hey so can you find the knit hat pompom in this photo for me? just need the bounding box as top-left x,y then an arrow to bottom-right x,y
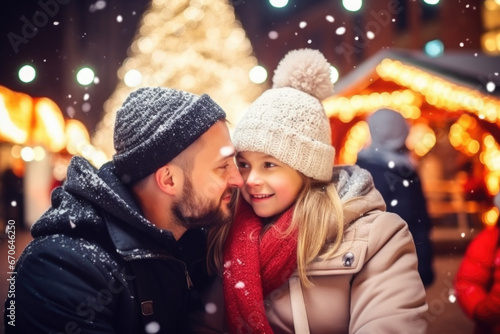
233,48 -> 335,182
272,48 -> 334,101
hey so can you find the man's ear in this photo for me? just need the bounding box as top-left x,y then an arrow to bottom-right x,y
155,165 -> 178,195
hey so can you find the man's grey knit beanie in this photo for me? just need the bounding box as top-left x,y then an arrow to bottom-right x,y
113,87 -> 226,184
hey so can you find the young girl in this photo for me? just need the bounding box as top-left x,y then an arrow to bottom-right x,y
213,48 -> 428,334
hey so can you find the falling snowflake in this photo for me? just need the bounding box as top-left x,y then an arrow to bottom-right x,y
66,106 -> 75,118
145,321 -> 160,334
235,281 -> 245,289
89,0 -> 106,12
82,102 -> 91,112
390,199 -> 398,207
388,161 -> 395,168
336,26 -> 346,35
326,15 -> 334,23
268,31 -> 279,39
205,302 -> 217,314
486,81 -> 496,93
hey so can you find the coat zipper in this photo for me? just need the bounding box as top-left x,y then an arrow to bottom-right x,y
185,269 -> 193,289
124,252 -> 194,289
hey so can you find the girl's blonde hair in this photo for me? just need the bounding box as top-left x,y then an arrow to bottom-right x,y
208,177 -> 345,288
287,177 -> 344,286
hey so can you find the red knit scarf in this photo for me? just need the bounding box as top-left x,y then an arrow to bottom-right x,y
223,200 -> 298,333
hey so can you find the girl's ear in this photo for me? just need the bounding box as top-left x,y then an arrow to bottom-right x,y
155,165 -> 177,195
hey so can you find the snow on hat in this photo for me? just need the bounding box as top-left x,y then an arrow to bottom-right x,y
367,108 -> 409,151
233,48 -> 335,182
113,87 -> 226,184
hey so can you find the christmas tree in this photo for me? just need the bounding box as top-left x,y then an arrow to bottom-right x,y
92,0 -> 264,157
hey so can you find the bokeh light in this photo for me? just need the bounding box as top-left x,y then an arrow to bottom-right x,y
269,0 -> 288,8
342,0 -> 362,12
249,65 -> 268,84
76,67 -> 95,86
18,65 -> 36,83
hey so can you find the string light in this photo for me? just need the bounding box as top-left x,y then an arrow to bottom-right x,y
324,89 -> 422,122
339,121 -> 369,164
481,134 -> 500,195
375,59 -> 500,122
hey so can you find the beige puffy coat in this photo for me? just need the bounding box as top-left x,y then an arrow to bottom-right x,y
195,166 -> 428,333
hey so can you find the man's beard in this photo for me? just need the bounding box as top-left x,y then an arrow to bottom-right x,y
172,174 -> 235,229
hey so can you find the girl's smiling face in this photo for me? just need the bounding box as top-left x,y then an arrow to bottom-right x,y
236,151 -> 304,218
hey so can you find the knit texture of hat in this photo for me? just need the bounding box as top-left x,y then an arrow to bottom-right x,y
113,87 -> 226,184
233,48 -> 335,181
368,108 -> 409,151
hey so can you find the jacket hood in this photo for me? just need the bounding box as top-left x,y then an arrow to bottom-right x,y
31,156 -> 176,255
332,165 -> 386,225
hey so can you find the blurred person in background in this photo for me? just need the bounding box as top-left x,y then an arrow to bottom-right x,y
455,192 -> 500,334
356,108 -> 435,287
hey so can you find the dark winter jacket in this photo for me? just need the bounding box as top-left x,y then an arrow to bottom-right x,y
455,225 -> 500,334
4,156 -> 212,334
356,151 -> 435,287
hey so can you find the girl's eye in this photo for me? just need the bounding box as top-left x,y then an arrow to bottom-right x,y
264,162 -> 276,168
237,161 -> 249,168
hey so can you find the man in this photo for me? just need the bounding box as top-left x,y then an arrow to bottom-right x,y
4,87 -> 243,333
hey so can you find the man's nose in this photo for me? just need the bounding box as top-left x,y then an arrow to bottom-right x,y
228,163 -> 244,188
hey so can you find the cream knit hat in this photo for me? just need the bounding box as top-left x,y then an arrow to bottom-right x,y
233,48 -> 335,181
